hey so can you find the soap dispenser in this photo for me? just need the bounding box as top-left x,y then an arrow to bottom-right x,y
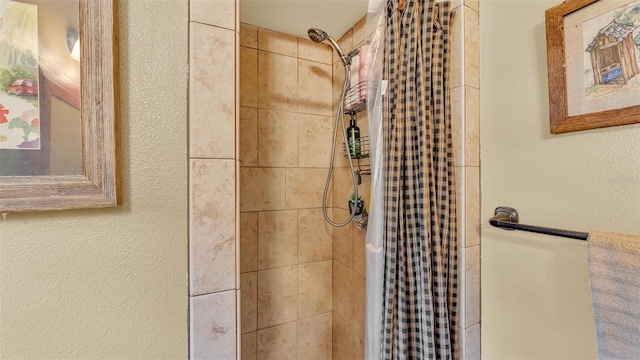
347,112 -> 361,157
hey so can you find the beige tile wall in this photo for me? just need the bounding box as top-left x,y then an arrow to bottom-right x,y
239,24 -> 335,360
188,0 -> 240,359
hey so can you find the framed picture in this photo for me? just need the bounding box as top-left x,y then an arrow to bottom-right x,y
0,0 -> 119,212
546,0 -> 640,133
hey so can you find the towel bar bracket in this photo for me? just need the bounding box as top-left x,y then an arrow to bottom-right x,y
492,207 -> 519,226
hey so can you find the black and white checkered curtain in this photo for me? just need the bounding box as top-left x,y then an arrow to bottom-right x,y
381,0 -> 459,358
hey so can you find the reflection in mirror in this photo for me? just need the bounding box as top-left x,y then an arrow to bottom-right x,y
50,96 -> 82,174
0,0 -> 82,176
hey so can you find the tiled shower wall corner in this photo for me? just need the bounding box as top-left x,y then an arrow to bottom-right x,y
330,16 -> 370,360
238,24 -> 336,360
188,0 -> 240,359
450,1 -> 481,359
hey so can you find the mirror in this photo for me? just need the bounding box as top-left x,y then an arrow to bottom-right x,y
0,0 -> 119,212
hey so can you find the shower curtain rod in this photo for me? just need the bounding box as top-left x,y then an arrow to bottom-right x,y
489,206 -> 589,241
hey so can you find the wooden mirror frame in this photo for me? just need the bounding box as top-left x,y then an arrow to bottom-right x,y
0,0 -> 120,212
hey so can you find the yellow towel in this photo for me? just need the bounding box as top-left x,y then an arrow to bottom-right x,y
588,230 -> 640,359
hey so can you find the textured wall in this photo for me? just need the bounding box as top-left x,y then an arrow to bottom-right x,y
481,0 -> 640,358
0,0 -> 189,358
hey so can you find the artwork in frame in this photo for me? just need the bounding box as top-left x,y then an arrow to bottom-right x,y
546,0 -> 640,133
0,1 -> 41,150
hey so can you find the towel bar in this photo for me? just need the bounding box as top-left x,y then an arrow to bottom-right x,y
489,206 -> 588,240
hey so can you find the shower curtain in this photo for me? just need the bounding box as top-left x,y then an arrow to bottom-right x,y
365,0 -> 458,358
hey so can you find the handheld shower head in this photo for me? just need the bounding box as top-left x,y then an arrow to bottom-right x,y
307,28 -> 350,65
306,28 -> 361,227
307,28 -> 329,44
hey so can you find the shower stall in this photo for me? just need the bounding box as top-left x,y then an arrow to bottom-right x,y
238,20 -> 371,359
237,2 -> 481,359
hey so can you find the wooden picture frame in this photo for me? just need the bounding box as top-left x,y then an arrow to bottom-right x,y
0,0 -> 120,212
545,0 -> 640,133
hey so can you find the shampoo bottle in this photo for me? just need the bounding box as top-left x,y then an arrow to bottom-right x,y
347,113 -> 361,157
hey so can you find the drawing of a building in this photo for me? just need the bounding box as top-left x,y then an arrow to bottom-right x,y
586,20 -> 640,85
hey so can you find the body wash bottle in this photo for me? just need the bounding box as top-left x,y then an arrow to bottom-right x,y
347,112 -> 361,157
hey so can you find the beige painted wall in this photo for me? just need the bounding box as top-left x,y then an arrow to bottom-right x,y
481,0 -> 640,358
0,0 -> 189,358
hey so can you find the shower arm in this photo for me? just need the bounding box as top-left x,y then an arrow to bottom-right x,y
327,37 -> 360,66
341,48 -> 361,66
